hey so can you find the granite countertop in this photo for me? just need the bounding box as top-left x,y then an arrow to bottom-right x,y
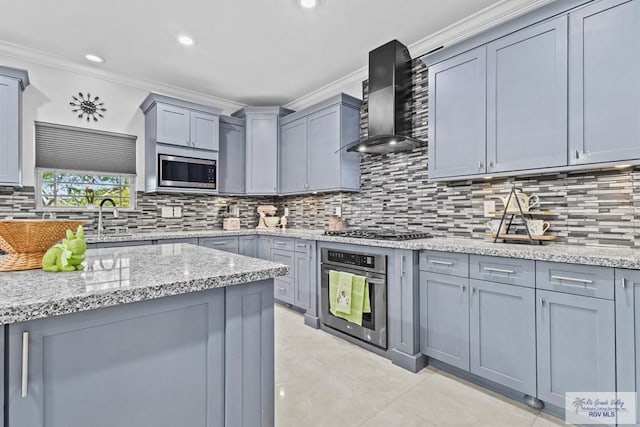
0,243 -> 289,325
88,228 -> 640,269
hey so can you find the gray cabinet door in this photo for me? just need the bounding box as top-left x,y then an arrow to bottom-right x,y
307,105 -> 341,191
246,114 -> 279,194
469,279 -> 536,396
239,235 -> 259,258
271,248 -> 295,304
536,289 -> 615,408
420,272 -> 470,371
615,269 -> 640,425
0,76 -> 20,185
7,289 -> 225,427
156,103 -> 191,147
280,117 -> 308,194
569,0 -> 640,165
190,111 -> 219,151
293,242 -> 315,312
199,236 -> 240,254
225,280 -> 274,427
428,47 -> 487,179
219,120 -> 246,194
258,236 -> 272,260
486,16 -> 568,173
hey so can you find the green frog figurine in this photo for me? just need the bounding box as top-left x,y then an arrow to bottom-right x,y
42,225 -> 87,272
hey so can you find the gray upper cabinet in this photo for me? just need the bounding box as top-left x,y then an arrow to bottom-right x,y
279,94 -> 361,195
190,110 -> 219,151
569,0 -> 640,165
280,117 -> 308,193
427,47 -> 487,179
486,16 -> 568,173
536,289 -> 615,408
233,107 -> 292,195
615,269 -> 640,425
420,271 -> 470,371
469,279 -> 536,396
7,289 -> 226,427
219,116 -> 246,194
140,93 -> 222,152
0,67 -> 29,186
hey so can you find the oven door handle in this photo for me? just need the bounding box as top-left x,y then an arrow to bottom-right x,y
320,266 -> 385,286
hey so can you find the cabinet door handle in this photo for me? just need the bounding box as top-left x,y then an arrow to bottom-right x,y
575,149 -> 580,159
471,286 -> 476,294
430,260 -> 453,266
489,161 -> 494,168
622,277 -> 627,289
21,331 -> 29,398
461,285 -> 466,293
478,161 -> 483,170
483,267 -> 515,274
539,297 -> 544,307
551,275 -> 593,284
400,255 -> 405,277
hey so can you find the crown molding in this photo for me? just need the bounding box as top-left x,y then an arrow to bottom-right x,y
285,0 -> 555,111
0,40 -> 246,114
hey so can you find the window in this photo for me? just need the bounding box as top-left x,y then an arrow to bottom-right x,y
34,121 -> 138,209
38,169 -> 135,208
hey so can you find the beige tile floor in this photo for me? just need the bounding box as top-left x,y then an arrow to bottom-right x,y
274,305 -> 567,427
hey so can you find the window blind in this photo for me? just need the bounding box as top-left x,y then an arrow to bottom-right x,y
35,121 -> 137,174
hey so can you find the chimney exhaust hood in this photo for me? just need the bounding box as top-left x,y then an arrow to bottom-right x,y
345,40 -> 424,154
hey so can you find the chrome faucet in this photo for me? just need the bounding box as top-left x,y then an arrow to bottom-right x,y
98,198 -> 118,238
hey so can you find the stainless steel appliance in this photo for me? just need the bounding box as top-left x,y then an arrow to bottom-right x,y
158,154 -> 216,189
323,230 -> 433,241
320,248 -> 388,349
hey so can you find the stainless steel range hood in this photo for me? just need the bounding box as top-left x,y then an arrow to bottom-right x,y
345,40 -> 424,154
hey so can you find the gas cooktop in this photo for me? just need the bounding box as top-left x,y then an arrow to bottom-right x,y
323,229 -> 433,241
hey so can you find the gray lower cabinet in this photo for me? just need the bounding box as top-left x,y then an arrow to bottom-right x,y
427,47 -> 487,179
420,271 -> 470,371
293,240 -> 315,312
218,116 -> 246,194
271,247 -> 295,304
1,326 -> 4,424
615,269 -> 640,425
199,236 -> 240,254
536,289 -> 615,408
239,235 -> 259,258
486,15 -> 568,173
569,0 -> 640,165
95,240 -> 153,248
258,236 -> 272,260
469,279 -> 536,396
155,238 -> 199,245
7,289 -> 226,427
225,280 -> 274,427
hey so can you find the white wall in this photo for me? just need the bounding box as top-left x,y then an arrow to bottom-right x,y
0,54 -> 240,188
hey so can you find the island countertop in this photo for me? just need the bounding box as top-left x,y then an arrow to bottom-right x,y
0,243 -> 289,325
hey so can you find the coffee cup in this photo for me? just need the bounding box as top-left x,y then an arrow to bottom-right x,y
487,219 -> 508,235
527,219 -> 550,236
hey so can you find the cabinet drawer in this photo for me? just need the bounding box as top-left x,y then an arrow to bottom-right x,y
419,251 -> 469,277
536,262 -> 614,300
470,255 -> 534,288
274,279 -> 294,304
198,236 -> 239,254
271,237 -> 295,251
156,238 -> 199,245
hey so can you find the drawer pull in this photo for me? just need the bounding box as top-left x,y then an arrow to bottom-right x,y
622,278 -> 627,289
483,267 -> 515,274
274,241 -> 287,246
430,260 -> 454,266
551,275 -> 593,284
277,287 -> 286,292
539,297 -> 544,307
21,331 -> 29,398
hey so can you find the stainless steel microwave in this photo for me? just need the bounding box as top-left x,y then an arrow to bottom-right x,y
158,154 -> 217,189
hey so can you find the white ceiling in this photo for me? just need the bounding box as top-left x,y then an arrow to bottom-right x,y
1,0 -> 519,106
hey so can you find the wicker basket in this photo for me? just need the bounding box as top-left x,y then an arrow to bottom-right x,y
0,219 -> 86,272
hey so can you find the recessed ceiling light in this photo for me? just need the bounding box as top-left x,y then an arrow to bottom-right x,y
85,54 -> 104,63
300,0 -> 316,8
178,35 -> 195,46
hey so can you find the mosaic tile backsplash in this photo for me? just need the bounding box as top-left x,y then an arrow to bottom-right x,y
2,57 -> 639,247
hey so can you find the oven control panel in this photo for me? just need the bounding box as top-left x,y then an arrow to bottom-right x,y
327,250 -> 375,269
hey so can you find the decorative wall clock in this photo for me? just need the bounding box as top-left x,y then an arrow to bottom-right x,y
69,92 -> 107,122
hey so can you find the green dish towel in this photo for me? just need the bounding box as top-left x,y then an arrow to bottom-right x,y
335,271 -> 353,314
329,270 -> 371,326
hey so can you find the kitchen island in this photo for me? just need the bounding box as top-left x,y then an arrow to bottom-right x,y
0,243 -> 288,427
